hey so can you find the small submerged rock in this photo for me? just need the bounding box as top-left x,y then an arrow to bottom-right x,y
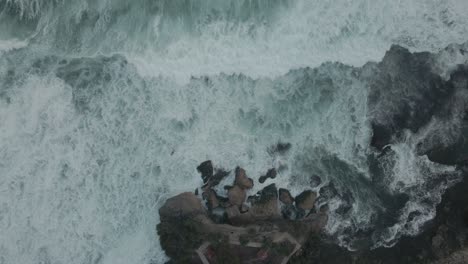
310,174 -> 322,187
268,142 -> 292,155
259,168 -> 277,183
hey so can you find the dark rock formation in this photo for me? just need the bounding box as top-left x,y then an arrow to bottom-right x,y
157,192 -> 208,263
197,160 -> 213,183
295,190 -> 317,211
290,168 -> 468,264
367,45 -> 453,150
279,188 -> 294,205
211,169 -> 230,187
159,192 -> 207,222
310,175 -> 322,187
259,168 -> 278,184
248,183 -> 278,205
234,167 -> 253,189
268,142 -> 292,155
417,66 -> 468,166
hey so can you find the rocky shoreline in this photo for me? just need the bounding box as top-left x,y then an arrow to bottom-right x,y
157,161 -> 328,263
287,165 -> 468,264
156,43 -> 468,263
157,164 -> 468,264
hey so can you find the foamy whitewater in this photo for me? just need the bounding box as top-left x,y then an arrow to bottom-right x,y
1,0 -> 468,263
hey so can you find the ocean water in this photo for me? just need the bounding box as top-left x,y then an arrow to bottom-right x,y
1,1 -> 468,263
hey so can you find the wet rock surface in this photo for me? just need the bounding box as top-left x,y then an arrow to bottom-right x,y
289,168 -> 468,264
295,190 -> 317,211
234,167 -> 253,189
279,188 -> 294,205
197,160 -> 213,183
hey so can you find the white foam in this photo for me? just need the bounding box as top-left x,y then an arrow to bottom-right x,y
1,0 -> 468,263
0,39 -> 28,53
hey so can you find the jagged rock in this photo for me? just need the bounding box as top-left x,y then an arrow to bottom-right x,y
197,160 -> 213,183
211,169 -> 230,186
259,168 -> 277,183
249,184 -> 280,218
279,188 -> 294,205
310,175 -> 322,187
295,190 -> 317,210
159,192 -> 206,221
317,182 -> 339,204
228,185 -> 246,206
234,167 -> 253,189
249,184 -> 278,204
268,142 -> 292,155
367,45 -> 454,150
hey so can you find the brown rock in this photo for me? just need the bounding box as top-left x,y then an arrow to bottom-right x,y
159,192 -> 206,221
228,185 -> 247,206
295,190 -> 317,210
203,189 -> 220,210
226,205 -> 241,219
249,184 -> 280,218
234,167 -> 254,189
279,188 -> 294,205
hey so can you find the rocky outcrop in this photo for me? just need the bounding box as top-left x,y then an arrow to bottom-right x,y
295,190 -> 317,211
234,167 -> 253,189
159,192 -> 207,221
157,161 -> 328,263
279,188 -> 294,205
227,185 -> 246,206
197,160 -> 214,183
366,43 -> 468,169
367,45 -> 452,150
